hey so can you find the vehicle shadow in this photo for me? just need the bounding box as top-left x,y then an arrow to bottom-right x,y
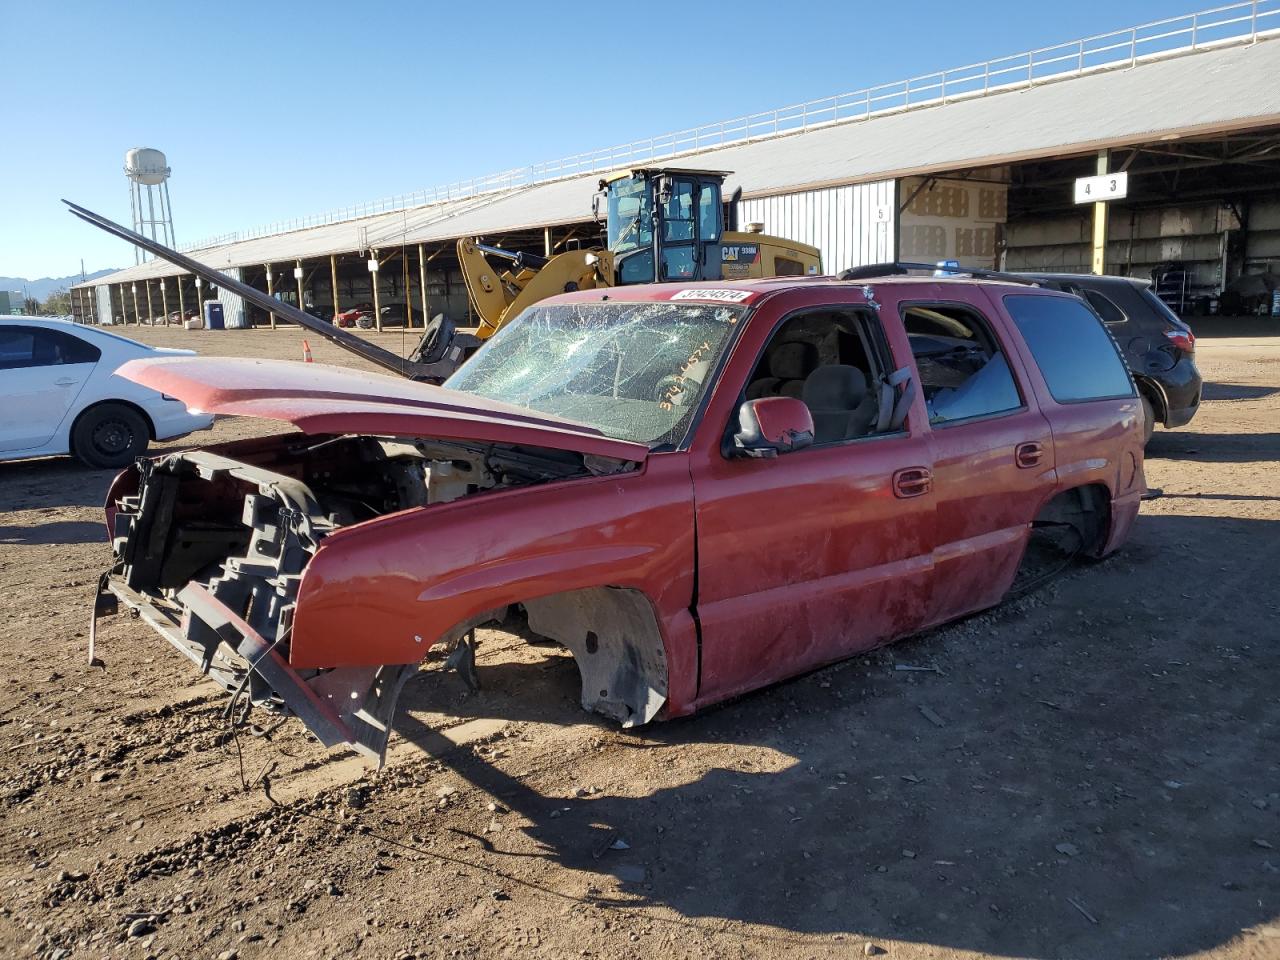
1188,316 -> 1280,339
0,520 -> 105,545
0,457 -> 114,510
1201,381 -> 1280,402
390,511 -> 1280,959
1147,430 -> 1280,463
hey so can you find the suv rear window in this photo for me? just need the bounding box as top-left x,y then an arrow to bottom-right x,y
1082,289 -> 1125,325
1003,295 -> 1134,403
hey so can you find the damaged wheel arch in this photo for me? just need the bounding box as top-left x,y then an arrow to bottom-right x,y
517,586 -> 669,727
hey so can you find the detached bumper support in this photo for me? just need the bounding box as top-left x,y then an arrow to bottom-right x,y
94,577 -> 414,765
176,583 -> 359,751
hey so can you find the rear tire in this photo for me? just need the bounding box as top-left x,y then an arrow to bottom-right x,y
72,403 -> 149,469
1141,395 -> 1156,445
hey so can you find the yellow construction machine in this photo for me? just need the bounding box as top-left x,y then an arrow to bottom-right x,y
457,167 -> 821,340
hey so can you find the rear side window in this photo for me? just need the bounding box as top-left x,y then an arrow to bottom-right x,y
1004,295 -> 1134,402
1083,289 -> 1125,325
901,303 -> 1022,425
0,327 -> 101,369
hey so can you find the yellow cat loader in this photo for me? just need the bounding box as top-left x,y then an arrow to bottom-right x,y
457,167 -> 821,341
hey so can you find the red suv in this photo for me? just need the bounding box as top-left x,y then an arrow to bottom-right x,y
96,272 -> 1146,763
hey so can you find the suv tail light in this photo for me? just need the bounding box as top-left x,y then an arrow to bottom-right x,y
1164,328 -> 1195,355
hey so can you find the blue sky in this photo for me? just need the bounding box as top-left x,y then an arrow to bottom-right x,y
3,0 -> 1183,279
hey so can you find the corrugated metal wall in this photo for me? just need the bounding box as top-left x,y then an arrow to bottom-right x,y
737,181 -> 896,274
95,285 -> 114,324
212,268 -> 247,329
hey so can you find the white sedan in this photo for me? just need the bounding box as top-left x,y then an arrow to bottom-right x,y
0,317 -> 214,469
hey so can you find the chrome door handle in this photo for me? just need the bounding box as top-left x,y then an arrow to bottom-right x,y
893,466 -> 933,499
1015,441 -> 1044,469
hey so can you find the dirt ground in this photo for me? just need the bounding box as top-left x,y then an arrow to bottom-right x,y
1,321 -> 1277,960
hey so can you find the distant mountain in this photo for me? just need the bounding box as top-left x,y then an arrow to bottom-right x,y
0,269 -> 120,302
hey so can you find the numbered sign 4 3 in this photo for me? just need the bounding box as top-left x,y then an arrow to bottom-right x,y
1074,172 -> 1128,204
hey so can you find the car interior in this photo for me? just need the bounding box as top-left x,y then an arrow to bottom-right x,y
744,311 -> 885,444
901,305 -> 1021,424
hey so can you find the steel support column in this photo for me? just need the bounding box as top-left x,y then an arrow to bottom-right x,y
161,278 -> 169,325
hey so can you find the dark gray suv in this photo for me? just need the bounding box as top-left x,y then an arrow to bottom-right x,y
1017,273 -> 1201,442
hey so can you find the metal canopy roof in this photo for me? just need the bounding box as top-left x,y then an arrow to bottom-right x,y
78,35 -> 1280,289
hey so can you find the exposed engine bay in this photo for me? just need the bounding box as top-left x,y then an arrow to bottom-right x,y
96,433 -> 632,762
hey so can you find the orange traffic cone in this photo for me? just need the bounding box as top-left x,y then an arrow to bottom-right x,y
302,339 -> 313,363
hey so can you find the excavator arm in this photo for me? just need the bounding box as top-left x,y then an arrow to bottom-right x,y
456,238 -> 613,339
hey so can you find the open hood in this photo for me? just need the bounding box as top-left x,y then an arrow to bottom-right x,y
118,356 -> 649,463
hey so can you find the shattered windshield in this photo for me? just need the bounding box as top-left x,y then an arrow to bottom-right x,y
606,176 -> 654,254
448,300 -> 745,446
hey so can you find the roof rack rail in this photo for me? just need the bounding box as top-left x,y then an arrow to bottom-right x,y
836,262 -> 1041,286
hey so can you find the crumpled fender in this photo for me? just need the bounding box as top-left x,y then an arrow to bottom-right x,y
288,453 -> 700,713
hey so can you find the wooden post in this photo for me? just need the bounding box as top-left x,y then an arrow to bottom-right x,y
544,226 -> 553,258
145,280 -> 154,325
131,284 -> 140,325
371,252 -> 382,332
177,276 -> 186,322
330,255 -> 340,320
402,249 -> 412,328
160,278 -> 169,325
417,243 -> 429,323
118,285 -> 126,324
265,263 -> 277,328
294,260 -> 305,320
1091,149 -> 1109,276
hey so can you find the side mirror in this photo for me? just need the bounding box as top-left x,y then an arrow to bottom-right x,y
732,397 -> 814,459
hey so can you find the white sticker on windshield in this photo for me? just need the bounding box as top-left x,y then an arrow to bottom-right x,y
670,288 -> 753,303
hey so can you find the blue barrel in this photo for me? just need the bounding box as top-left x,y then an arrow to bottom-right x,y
204,301 -> 225,330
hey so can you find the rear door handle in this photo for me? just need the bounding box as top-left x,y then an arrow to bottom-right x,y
1015,441 -> 1044,469
55,377 -> 80,387
892,466 -> 933,499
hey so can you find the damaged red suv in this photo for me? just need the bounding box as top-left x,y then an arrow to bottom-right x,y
96,272 -> 1146,763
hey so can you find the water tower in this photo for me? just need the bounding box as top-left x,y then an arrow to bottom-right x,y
124,148 -> 176,264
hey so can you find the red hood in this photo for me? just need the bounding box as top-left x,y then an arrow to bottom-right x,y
117,356 -> 649,462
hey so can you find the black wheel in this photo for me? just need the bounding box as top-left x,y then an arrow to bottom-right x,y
72,403 -> 149,469
1140,395 -> 1156,445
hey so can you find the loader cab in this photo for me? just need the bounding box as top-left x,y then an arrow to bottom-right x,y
602,168 -> 726,285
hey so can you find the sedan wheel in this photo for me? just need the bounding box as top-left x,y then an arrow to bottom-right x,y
72,403 -> 149,469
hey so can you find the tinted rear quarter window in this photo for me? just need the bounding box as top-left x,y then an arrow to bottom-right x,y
1083,289 -> 1126,325
1003,295 -> 1135,403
